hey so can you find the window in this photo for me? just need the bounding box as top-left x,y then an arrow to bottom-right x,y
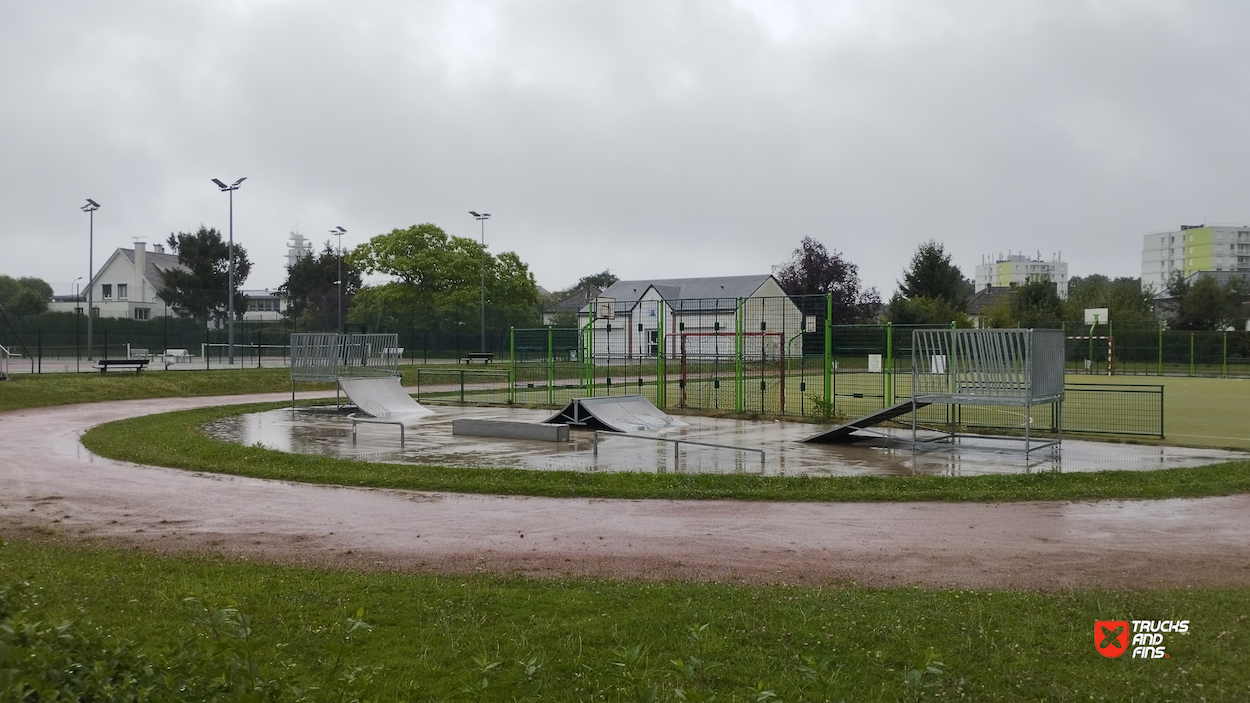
117,283 -> 128,299
134,308 -> 150,320
101,284 -> 112,299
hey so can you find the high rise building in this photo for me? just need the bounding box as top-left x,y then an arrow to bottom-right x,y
1141,225 -> 1250,295
974,253 -> 1068,299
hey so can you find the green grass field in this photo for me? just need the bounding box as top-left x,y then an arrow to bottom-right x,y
3,538 -> 1247,702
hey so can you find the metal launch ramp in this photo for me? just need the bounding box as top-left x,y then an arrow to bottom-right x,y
337,376 -> 435,421
545,395 -> 687,433
801,400 -> 932,444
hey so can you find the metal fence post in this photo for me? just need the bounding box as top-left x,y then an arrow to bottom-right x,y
1223,331 -> 1228,378
657,300 -> 667,407
547,325 -> 554,406
824,293 -> 832,417
509,326 -> 516,404
1190,333 -> 1195,377
735,298 -> 744,412
885,322 -> 894,406
1158,322 -> 1163,376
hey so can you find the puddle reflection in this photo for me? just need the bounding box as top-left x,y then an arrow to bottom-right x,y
204,406 -> 1248,478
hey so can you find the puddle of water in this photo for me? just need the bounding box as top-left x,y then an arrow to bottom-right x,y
203,405 -> 1249,478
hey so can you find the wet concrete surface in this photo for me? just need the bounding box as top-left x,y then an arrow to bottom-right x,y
3,392 -> 1250,589
207,404 -> 1247,477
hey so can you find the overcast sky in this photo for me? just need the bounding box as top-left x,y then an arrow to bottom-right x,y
3,0 -> 1248,298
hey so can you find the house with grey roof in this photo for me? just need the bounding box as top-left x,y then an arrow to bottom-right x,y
48,242 -> 189,320
541,284 -> 601,325
578,274 -> 806,360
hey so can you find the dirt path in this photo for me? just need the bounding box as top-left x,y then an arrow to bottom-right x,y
2,394 -> 1249,590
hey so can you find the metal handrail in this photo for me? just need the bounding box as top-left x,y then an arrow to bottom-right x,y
592,430 -> 765,472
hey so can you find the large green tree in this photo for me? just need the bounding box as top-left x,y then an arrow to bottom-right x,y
885,241 -> 971,325
897,241 -> 968,310
1064,275 -> 1154,323
1010,277 -> 1065,324
1166,273 -> 1248,330
347,223 -> 540,333
280,241 -> 363,332
160,226 -> 252,323
773,237 -> 880,323
0,276 -> 53,318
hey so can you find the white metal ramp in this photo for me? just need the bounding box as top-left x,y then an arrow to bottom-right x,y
337,376 -> 435,445
545,395 -> 687,433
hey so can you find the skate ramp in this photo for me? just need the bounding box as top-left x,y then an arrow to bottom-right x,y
337,376 -> 435,421
545,395 -> 687,433
802,400 -> 931,443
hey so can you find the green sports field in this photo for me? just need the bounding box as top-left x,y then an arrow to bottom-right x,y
422,365 -> 1250,451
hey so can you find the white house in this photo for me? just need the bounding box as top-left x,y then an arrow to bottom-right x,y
241,289 -> 289,322
48,242 -> 187,320
577,275 -> 806,360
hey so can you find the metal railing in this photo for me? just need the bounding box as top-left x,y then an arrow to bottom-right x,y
591,430 -> 766,473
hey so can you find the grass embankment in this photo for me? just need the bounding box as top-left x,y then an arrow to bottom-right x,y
82,402 -> 1250,502
0,367 -> 334,413
2,538 -> 1246,701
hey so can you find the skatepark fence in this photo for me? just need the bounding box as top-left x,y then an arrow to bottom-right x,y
290,333 -> 400,382
506,294 -> 1165,438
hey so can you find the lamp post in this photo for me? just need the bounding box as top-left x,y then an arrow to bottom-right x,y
469,211 -> 490,352
80,199 -> 100,360
212,177 -> 246,364
72,276 -> 83,372
331,226 -> 346,334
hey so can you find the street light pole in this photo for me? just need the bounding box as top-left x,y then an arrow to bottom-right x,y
72,276 -> 83,372
331,226 -> 346,334
81,199 -> 100,360
212,177 -> 246,364
469,211 -> 491,352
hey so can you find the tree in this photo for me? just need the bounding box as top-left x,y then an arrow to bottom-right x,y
1064,275 -> 1155,323
1167,273 -> 1248,330
0,275 -> 53,317
280,241 -> 363,331
541,270 -> 619,309
773,237 -> 880,323
347,223 -> 540,333
160,226 -> 252,323
1010,277 -> 1064,324
574,270 -> 618,290
883,294 -> 971,327
897,241 -> 967,310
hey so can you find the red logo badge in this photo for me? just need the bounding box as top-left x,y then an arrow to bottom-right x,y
1095,620 -> 1129,658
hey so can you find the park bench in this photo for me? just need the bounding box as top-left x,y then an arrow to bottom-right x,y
162,348 -> 192,364
461,352 -> 495,364
93,359 -> 150,374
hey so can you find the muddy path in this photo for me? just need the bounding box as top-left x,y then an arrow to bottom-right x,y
2,394 -> 1249,590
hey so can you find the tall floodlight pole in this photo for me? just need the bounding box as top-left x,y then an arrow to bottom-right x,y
81,199 -> 100,360
212,177 -> 246,364
331,226 -> 346,334
72,277 -> 83,372
469,211 -> 490,352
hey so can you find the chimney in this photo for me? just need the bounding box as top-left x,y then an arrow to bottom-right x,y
153,243 -> 165,254
134,242 -> 147,303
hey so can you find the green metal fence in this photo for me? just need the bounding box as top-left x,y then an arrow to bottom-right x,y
504,295 -> 1166,438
